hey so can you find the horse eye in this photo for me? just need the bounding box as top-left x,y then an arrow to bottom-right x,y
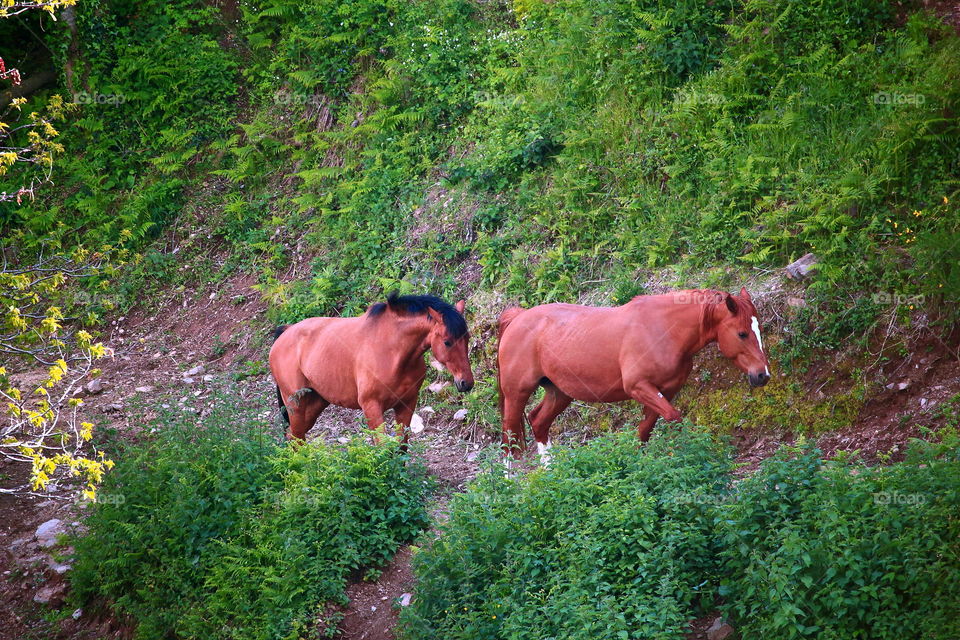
738,332 -> 748,339
444,340 -> 452,348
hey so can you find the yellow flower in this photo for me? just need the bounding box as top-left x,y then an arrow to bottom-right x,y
912,210 -> 921,217
945,196 -> 950,204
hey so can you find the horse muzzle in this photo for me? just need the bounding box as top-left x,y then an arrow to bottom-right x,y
455,378 -> 474,392
749,371 -> 771,388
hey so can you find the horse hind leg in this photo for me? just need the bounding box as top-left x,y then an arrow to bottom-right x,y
528,385 -> 572,466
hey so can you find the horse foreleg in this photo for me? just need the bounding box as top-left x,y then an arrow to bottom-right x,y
361,400 -> 387,445
393,394 -> 419,451
287,391 -> 328,441
628,382 -> 682,442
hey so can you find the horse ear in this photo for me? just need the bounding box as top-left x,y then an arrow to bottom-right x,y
426,307 -> 443,324
725,293 -> 738,316
455,299 -> 466,314
739,287 -> 751,301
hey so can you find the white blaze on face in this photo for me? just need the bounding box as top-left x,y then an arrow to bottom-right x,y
750,315 -> 770,376
536,438 -> 553,466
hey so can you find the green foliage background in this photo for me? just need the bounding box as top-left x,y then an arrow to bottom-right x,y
1,0 -> 957,336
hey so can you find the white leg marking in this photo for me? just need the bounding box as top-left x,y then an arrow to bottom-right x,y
536,438 -> 553,467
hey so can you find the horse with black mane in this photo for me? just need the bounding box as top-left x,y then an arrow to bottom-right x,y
270,293 -> 474,442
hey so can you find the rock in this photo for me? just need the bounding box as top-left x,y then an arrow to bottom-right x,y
135,385 -> 155,393
182,377 -> 195,384
337,437 -> 350,444
202,374 -> 214,383
706,617 -> 735,640
785,252 -> 818,279
898,381 -> 910,391
453,409 -> 469,421
50,563 -> 72,575
72,608 -> 83,620
466,451 -> 479,462
104,403 -> 123,412
33,583 -> 66,605
786,296 -> 807,308
186,365 -> 205,377
399,593 -> 413,607
410,413 -> 425,434
427,381 -> 449,393
85,379 -> 105,395
36,519 -> 65,548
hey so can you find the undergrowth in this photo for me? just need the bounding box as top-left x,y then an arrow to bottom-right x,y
69,396 -> 431,640
402,425 -> 960,640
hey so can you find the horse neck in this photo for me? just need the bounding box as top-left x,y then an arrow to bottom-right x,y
375,314 -> 432,372
655,295 -> 720,356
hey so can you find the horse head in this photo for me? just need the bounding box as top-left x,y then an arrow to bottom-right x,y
714,288 -> 771,388
426,299 -> 474,392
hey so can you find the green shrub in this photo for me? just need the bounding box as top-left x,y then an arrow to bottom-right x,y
403,427 -> 960,640
401,426 -> 734,640
70,397 -> 430,640
718,437 -> 960,639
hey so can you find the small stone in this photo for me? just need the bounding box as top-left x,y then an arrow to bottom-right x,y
706,617 -> 734,640
370,606 -> 377,612
410,413 -> 425,434
427,381 -> 448,393
453,409 -> 469,421
186,365 -> 205,377
786,296 -> 806,308
785,252 -> 818,279
104,403 -> 123,413
72,608 -> 82,620
182,377 -> 195,384
85,379 -> 105,395
419,406 -> 435,414
135,385 -> 155,393
466,451 -> 479,462
337,437 -> 350,444
33,583 -> 65,605
399,593 -> 413,607
897,381 -> 910,391
50,563 -> 72,575
36,519 -> 65,548
202,374 -> 214,383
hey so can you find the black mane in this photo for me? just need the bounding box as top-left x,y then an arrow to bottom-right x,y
368,292 -> 468,339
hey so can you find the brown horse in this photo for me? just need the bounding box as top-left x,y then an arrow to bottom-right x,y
496,288 -> 770,461
270,293 -> 474,442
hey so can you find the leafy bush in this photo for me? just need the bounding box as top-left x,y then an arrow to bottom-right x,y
402,426 -> 734,640
70,397 -> 430,640
403,427 -> 960,640
718,437 -> 960,639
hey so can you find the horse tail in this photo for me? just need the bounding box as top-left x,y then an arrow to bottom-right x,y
495,307 -> 523,419
272,325 -> 290,424
497,306 -> 523,338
